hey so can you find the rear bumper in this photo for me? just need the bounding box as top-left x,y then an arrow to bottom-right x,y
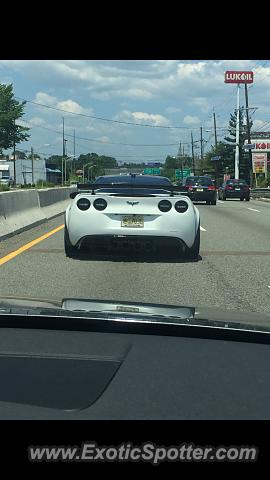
77,234 -> 188,251
223,191 -> 250,198
186,191 -> 217,202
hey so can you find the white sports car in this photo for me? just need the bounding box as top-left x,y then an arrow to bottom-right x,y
65,174 -> 200,260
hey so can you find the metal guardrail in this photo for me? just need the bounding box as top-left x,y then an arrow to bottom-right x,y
250,188 -> 270,199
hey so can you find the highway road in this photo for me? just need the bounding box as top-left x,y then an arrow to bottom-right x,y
0,198 -> 270,315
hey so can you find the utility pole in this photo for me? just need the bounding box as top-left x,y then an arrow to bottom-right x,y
31,146 -> 34,184
244,84 -> 253,188
200,127 -> 203,162
64,139 -> 68,184
191,132 -> 195,175
177,142 -> 183,181
13,119 -> 16,185
213,110 -> 218,186
72,129 -> 75,177
62,117 -> 65,186
235,84 -> 240,179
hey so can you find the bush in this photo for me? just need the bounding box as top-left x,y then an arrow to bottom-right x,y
0,184 -> 10,191
256,174 -> 270,188
36,180 -> 55,188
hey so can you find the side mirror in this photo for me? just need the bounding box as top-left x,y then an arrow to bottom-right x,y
70,192 -> 78,199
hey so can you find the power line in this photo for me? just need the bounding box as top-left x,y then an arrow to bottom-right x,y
15,97 -> 202,130
19,119 -> 181,147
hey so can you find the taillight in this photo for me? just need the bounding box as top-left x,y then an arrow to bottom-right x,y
207,185 -> 216,190
188,186 -> 194,191
77,198 -> 91,210
158,200 -> 172,212
93,198 -> 107,211
225,185 -> 233,190
175,200 -> 188,213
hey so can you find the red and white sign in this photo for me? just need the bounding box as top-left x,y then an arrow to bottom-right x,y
225,71 -> 254,84
246,139 -> 270,152
252,153 -> 267,173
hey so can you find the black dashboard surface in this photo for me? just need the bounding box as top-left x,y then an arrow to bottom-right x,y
0,326 -> 269,419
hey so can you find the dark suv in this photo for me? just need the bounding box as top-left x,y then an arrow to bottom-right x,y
182,176 -> 217,205
218,179 -> 250,201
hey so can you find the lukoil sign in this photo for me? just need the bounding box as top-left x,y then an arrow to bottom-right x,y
224,71 -> 254,84
245,139 -> 270,152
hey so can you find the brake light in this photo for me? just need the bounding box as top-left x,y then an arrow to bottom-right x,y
207,185 -> 216,190
158,200 -> 172,212
175,200 -> 188,213
77,198 -> 91,210
93,198 -> 107,211
188,186 -> 194,191
225,185 -> 233,190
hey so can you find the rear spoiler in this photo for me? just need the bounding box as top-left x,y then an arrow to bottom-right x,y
75,183 -> 188,195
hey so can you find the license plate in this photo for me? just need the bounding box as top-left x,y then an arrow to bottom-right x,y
235,188 -> 241,191
121,215 -> 144,228
196,188 -> 203,192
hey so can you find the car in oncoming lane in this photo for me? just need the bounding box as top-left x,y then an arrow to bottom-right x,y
218,179 -> 250,201
182,176 -> 217,205
65,174 -> 201,261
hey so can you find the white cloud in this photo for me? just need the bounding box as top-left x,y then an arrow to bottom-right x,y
114,110 -> 170,126
96,136 -> 110,143
165,107 -> 182,114
57,99 -> 87,114
28,116 -> 46,126
35,92 -> 57,106
189,97 -> 210,113
183,115 -> 201,125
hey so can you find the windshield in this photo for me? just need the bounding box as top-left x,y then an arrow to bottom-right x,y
0,59 -> 270,334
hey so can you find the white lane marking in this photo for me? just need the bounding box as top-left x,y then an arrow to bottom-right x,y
200,226 -> 206,232
247,208 -> 260,213
217,200 -> 224,203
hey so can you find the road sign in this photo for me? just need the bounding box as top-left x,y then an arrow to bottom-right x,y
211,156 -> 221,161
244,144 -> 256,150
175,169 -> 191,179
144,168 -> 161,175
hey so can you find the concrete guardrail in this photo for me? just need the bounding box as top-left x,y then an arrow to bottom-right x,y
0,187 -> 74,241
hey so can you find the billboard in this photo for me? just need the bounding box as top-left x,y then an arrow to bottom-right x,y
245,139 -> 270,152
224,71 -> 254,84
252,153 -> 267,174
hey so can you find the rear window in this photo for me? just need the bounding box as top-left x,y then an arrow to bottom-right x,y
185,177 -> 213,186
95,175 -> 172,186
226,180 -> 247,186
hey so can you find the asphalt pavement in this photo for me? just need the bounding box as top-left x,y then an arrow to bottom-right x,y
0,198 -> 270,315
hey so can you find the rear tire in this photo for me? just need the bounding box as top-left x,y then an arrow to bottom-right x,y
246,197 -> 250,202
206,200 -> 211,205
64,224 -> 77,258
211,199 -> 217,205
240,197 -> 244,201
187,224 -> 200,261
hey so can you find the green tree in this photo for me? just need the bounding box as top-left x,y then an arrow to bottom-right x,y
0,84 -> 30,153
224,107 -> 253,179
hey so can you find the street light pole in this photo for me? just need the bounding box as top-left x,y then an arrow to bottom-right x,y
13,119 -> 16,185
31,146 -> 34,184
235,84 -> 240,179
244,84 -> 253,187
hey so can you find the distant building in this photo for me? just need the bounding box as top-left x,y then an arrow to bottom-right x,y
45,163 -> 62,184
7,157 -> 46,184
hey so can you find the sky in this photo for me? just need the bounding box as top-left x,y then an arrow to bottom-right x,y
0,59 -> 270,163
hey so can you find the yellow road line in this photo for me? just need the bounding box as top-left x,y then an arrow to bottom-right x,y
0,224 -> 64,266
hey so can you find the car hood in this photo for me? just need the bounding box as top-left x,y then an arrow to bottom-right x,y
0,296 -> 269,332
